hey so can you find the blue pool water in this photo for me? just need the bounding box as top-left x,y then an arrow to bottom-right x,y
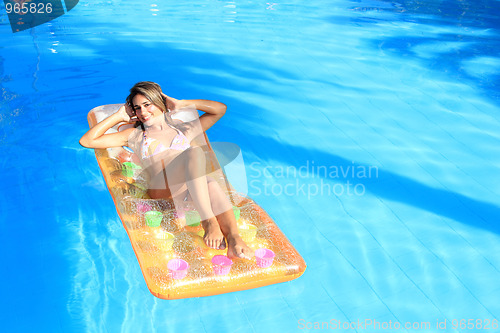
1,0 -> 499,332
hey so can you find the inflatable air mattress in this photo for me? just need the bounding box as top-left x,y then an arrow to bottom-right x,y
86,104 -> 306,299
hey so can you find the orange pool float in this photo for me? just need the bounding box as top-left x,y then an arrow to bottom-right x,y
86,104 -> 306,299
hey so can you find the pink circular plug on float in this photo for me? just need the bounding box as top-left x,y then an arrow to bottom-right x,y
255,248 -> 275,268
167,259 -> 189,279
211,255 -> 233,275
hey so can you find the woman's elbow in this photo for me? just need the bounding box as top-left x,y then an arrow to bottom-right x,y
218,102 -> 227,116
79,136 -> 92,148
79,138 -> 89,148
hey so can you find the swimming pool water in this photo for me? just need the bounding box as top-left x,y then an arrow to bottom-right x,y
1,0 -> 499,332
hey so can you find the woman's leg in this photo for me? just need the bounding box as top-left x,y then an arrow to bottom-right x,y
158,147 -> 252,256
163,147 -> 225,249
206,180 -> 253,259
183,147 -> 225,249
183,146 -> 215,220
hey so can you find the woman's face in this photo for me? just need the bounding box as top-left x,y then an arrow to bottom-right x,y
132,94 -> 163,124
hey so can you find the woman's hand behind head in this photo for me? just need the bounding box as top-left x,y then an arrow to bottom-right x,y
161,92 -> 179,111
119,103 -> 138,123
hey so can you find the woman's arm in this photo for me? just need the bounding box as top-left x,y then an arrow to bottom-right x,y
171,97 -> 227,132
79,104 -> 135,148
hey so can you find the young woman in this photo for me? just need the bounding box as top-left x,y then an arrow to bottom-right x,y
80,81 -> 252,260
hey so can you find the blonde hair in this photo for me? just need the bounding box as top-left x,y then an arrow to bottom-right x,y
126,81 -> 168,113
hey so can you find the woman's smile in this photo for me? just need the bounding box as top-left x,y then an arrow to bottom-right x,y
132,93 -> 164,124
140,113 -> 152,122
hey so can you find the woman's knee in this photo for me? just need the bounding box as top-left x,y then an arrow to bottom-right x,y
184,146 -> 206,168
186,146 -> 205,160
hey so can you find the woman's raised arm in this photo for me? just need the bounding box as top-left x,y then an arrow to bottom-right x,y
160,93 -> 226,132
175,98 -> 227,132
79,104 -> 135,148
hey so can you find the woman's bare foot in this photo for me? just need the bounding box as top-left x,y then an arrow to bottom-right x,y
226,235 -> 253,260
201,218 -> 225,249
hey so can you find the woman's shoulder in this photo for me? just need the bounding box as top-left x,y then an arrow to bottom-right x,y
122,126 -> 142,145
